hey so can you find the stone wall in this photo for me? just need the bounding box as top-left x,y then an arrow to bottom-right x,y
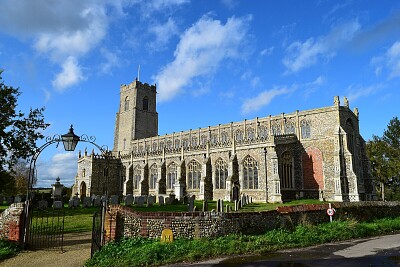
105,201 -> 400,242
0,203 -> 25,243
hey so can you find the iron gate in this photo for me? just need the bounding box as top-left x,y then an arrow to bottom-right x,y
27,206 -> 65,250
91,208 -> 103,257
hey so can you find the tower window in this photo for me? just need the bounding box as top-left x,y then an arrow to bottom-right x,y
124,96 -> 130,111
143,97 -> 149,111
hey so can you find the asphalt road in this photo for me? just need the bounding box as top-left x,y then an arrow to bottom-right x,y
178,233 -> 400,267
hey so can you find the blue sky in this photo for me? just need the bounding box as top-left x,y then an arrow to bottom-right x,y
1,0 -> 399,188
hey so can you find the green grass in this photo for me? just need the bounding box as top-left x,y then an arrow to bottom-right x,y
0,240 -> 21,262
85,217 -> 400,267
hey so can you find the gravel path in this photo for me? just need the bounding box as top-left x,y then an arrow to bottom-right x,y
1,232 -> 92,267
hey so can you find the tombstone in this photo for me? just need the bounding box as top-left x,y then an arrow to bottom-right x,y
68,199 -> 75,208
147,195 -> 155,207
216,199 -> 221,213
246,195 -> 250,205
238,199 -> 242,209
234,200 -> 238,211
241,195 -> 246,206
110,195 -> 119,205
38,200 -> 48,209
158,196 -> 165,206
73,196 -> 80,207
94,195 -> 102,207
53,200 -> 63,209
14,196 -> 22,203
83,197 -> 92,208
52,177 -> 63,201
125,194 -> 134,206
220,199 -> 224,212
168,194 -> 176,204
165,197 -> 170,205
136,196 -> 145,207
161,229 -> 174,243
250,197 -> 253,203
188,195 -> 195,212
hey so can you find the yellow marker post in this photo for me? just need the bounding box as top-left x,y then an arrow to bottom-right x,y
161,228 -> 174,243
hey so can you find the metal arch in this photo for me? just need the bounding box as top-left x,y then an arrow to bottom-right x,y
22,131 -> 110,250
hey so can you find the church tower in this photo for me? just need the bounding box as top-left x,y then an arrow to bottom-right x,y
113,79 -> 158,152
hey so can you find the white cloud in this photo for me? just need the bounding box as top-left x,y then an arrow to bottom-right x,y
241,87 -> 291,115
100,48 -> 121,74
146,0 -> 190,10
283,20 -> 360,73
52,57 -> 85,91
148,17 -> 179,51
154,15 -> 251,101
346,83 -> 383,102
371,41 -> 400,79
36,152 -> 77,187
260,46 -> 274,56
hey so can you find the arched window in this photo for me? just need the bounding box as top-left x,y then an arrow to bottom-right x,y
285,122 -> 296,134
271,124 -> 281,135
188,160 -> 201,189
167,162 -> 177,189
152,142 -> 157,151
191,136 -> 198,147
182,138 -> 189,148
124,96 -> 130,111
243,156 -> 258,189
166,140 -> 172,150
259,126 -> 268,139
235,130 -> 243,142
215,158 -> 228,189
201,135 -> 207,146
221,131 -> 229,143
149,164 -> 158,189
301,120 -> 311,139
133,165 -> 141,190
280,151 -> 294,188
143,97 -> 149,111
247,128 -> 255,140
210,134 -> 218,145
174,139 -> 180,149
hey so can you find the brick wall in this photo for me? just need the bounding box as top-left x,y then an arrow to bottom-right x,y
105,201 -> 400,242
0,203 -> 25,243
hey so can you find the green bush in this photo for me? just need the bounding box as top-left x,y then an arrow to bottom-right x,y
0,240 -> 21,261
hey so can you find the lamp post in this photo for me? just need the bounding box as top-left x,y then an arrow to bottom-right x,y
23,125 -> 109,249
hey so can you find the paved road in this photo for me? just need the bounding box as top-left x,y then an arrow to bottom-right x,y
173,233 -> 400,267
1,232 -> 92,267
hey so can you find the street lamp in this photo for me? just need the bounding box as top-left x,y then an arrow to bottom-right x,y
61,125 -> 80,151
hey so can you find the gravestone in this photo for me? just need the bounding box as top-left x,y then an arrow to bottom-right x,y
219,199 -> 224,212
73,196 -> 80,207
225,204 -> 230,213
188,195 -> 195,212
216,199 -> 221,212
238,199 -> 242,209
234,200 -> 238,211
168,194 -> 175,204
125,194 -> 134,206
83,197 -> 92,208
147,195 -> 155,207
165,197 -> 170,205
110,195 -> 119,205
38,200 -> 48,209
136,196 -> 145,207
68,199 -> 75,208
94,196 -> 102,207
158,196 -> 165,206
53,201 -> 63,209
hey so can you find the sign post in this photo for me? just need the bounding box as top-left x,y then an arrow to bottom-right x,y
326,203 -> 335,223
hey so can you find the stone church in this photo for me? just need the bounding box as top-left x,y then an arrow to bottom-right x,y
72,78 -> 375,203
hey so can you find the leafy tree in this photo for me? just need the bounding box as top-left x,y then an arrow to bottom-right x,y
367,117 -> 400,200
0,70 -> 49,195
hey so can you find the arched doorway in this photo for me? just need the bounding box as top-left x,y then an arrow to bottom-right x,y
80,181 -> 87,198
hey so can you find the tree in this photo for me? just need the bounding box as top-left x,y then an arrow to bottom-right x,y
367,117 -> 400,200
0,70 -> 49,195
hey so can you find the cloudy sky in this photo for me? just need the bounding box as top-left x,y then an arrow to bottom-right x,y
1,0 -> 399,187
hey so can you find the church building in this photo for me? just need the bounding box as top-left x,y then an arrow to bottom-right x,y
72,78 -> 375,203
